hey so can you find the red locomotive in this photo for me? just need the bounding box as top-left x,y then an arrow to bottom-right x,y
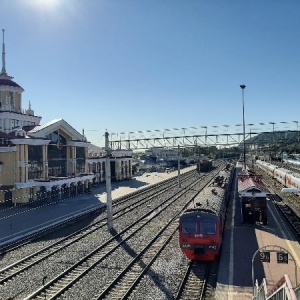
179,166 -> 233,261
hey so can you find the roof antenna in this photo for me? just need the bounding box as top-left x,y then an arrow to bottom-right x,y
1,29 -> 7,76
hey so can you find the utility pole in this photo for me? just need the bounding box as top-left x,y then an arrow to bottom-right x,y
177,145 -> 181,188
240,84 -> 246,170
105,131 -> 113,230
198,145 -> 200,174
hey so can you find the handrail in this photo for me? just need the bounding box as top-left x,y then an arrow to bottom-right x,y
267,274 -> 297,299
254,274 -> 297,300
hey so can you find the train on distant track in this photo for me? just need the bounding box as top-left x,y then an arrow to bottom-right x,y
196,159 -> 213,172
256,160 -> 300,191
178,164 -> 234,261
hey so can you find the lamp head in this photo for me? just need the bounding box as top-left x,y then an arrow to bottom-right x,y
240,84 -> 246,89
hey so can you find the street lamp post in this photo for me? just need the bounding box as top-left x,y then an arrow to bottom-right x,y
240,84 -> 246,170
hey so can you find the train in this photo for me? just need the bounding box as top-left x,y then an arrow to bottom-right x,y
237,169 -> 269,225
178,164 -> 234,261
256,160 -> 300,191
251,154 -> 300,167
196,159 -> 213,172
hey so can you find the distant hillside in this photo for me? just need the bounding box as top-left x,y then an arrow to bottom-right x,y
246,131 -> 299,146
245,131 -> 300,154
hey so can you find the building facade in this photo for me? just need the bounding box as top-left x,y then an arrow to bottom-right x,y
87,146 -> 133,182
0,30 -> 132,205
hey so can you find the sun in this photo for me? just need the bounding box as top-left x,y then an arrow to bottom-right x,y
24,0 -> 60,10
39,0 -> 60,7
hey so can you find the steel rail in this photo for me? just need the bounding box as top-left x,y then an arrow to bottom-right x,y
24,165 -> 226,299
175,261 -> 211,300
0,170 -> 199,284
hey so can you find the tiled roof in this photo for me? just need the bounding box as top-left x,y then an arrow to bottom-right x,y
238,172 -> 269,193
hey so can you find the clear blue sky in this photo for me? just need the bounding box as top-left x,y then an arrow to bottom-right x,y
1,0 -> 299,147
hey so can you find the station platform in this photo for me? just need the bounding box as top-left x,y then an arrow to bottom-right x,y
0,192 -> 103,247
215,165 -> 300,299
0,168 -> 191,247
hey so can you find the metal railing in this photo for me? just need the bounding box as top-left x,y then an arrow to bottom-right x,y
254,274 -> 298,300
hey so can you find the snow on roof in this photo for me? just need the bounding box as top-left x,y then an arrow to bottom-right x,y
28,119 -> 63,134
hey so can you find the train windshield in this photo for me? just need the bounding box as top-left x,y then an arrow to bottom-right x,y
199,214 -> 217,235
200,220 -> 216,234
181,221 -> 197,234
180,213 -> 218,234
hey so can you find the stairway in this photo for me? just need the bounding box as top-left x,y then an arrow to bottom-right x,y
254,274 -> 299,300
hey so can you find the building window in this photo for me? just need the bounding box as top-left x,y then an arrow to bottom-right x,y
76,147 -> 86,174
47,131 -> 67,177
11,119 -> 20,129
9,92 -> 14,110
28,145 -> 43,180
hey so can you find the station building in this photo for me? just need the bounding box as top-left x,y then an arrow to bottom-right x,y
0,30 -> 132,205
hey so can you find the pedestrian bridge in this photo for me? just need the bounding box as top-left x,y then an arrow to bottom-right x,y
110,120 -> 300,150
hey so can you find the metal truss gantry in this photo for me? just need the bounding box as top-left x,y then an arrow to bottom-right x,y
110,121 -> 300,150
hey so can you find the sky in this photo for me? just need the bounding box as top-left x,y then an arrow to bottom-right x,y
1,0 -> 299,147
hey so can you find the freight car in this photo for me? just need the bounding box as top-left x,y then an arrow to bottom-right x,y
178,165 -> 233,261
238,170 -> 269,225
256,160 -> 300,192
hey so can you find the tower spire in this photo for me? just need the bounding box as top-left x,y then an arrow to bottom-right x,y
1,29 -> 7,76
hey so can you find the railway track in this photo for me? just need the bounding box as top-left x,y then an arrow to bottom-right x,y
93,213 -> 179,299
175,260 -> 212,300
0,168 -> 199,253
0,169 -> 201,284
23,169 -> 219,299
23,195 -> 186,299
269,194 -> 300,238
1,163 -> 229,299
254,164 -> 300,239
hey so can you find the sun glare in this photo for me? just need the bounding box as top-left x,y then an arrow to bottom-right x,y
25,0 -> 60,10
23,0 -> 77,29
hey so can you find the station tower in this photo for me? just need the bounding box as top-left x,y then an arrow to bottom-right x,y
0,29 -> 41,135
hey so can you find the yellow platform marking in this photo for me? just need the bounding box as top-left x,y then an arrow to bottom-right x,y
268,205 -> 300,268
